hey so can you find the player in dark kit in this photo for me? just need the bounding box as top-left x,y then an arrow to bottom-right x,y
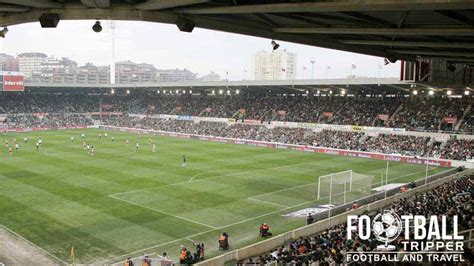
182,154 -> 187,167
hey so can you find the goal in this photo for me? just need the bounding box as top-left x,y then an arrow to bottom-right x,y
317,170 -> 373,205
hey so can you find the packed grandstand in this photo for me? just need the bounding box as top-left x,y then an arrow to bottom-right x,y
1,92 -> 472,161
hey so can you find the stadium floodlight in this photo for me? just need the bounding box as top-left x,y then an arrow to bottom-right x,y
182,90 -> 186,94
271,40 -> 280,50
219,89 -> 223,95
305,90 -> 309,94
110,88 -> 115,94
189,90 -> 192,94
412,90 -> 418,95
227,90 -> 231,95
126,90 -> 130,94
92,21 -> 102,33
341,89 -> 346,96
428,90 -> 434,96
175,89 -> 179,94
317,90 -> 320,94
236,89 -> 240,94
212,90 -> 215,94
447,90 -> 452,96
157,90 -> 160,94
0,27 -> 8,38
329,90 -> 333,95
465,90 -> 470,96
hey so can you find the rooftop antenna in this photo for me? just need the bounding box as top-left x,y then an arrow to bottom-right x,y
108,21 -> 116,84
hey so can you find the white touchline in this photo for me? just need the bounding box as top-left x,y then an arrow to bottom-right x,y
110,160 -> 338,197
108,195 -> 217,230
98,166 -> 451,264
0,225 -> 68,265
247,198 -> 290,208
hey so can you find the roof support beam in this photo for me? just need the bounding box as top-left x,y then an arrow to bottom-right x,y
390,49 -> 474,57
0,3 -> 30,12
179,1 -> 474,14
339,40 -> 474,49
0,0 -> 61,8
273,27 -> 474,36
135,0 -> 208,11
340,12 -> 396,27
81,0 -> 110,9
435,10 -> 474,26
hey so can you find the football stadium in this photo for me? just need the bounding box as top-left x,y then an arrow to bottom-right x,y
0,1 -> 473,266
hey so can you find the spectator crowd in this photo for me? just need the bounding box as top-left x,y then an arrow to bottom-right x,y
0,92 -> 472,132
1,92 -> 473,161
238,175 -> 473,265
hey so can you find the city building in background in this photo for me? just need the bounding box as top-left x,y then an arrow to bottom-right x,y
0,53 -> 19,72
199,71 -> 221,81
18,52 -> 47,78
252,49 -> 297,80
6,52 -> 201,84
157,68 -> 197,82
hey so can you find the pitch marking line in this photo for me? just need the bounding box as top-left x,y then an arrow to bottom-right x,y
99,167 -> 454,265
247,198 -> 289,208
108,195 -> 217,230
110,161 -> 334,197
187,170 -> 236,182
0,225 -> 68,265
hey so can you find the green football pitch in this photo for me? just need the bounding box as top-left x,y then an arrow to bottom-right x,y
0,129 -> 449,264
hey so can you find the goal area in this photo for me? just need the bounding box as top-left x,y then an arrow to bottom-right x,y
317,170 -> 373,205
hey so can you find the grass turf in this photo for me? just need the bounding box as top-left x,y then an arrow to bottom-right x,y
0,129 -> 449,263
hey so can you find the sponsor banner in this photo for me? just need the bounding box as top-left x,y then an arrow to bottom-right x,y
377,114 -> 389,121
228,118 -> 236,123
323,112 -> 333,118
177,115 -> 193,121
443,116 -> 457,124
2,75 -> 25,91
242,119 -> 261,125
284,204 -> 336,218
8,125 -> 88,132
88,112 -> 123,116
352,126 -> 364,131
98,126 -> 453,168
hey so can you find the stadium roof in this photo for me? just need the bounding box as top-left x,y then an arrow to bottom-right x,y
25,78 -> 432,95
0,1 -> 473,64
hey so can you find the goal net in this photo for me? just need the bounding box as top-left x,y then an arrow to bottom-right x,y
317,170 -> 373,205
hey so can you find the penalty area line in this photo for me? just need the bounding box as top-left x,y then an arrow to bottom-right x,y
108,195 -> 217,230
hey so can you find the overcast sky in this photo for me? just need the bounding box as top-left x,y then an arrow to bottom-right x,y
0,20 -> 400,81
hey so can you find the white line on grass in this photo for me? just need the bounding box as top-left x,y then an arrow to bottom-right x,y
0,225 -> 68,265
108,195 -> 217,230
98,167 -> 454,265
187,170 -> 236,182
247,198 -> 290,208
110,160 -> 333,197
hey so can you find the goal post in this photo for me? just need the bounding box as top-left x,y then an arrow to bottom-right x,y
317,170 -> 373,205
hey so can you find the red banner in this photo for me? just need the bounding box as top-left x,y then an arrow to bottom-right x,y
323,112 -> 333,118
377,114 -> 389,121
443,116 -> 457,124
101,126 -> 452,168
3,75 -> 24,91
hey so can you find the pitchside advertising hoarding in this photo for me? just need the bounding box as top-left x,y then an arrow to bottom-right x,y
0,74 -> 25,91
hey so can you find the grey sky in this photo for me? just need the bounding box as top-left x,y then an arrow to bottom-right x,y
0,20 -> 400,81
